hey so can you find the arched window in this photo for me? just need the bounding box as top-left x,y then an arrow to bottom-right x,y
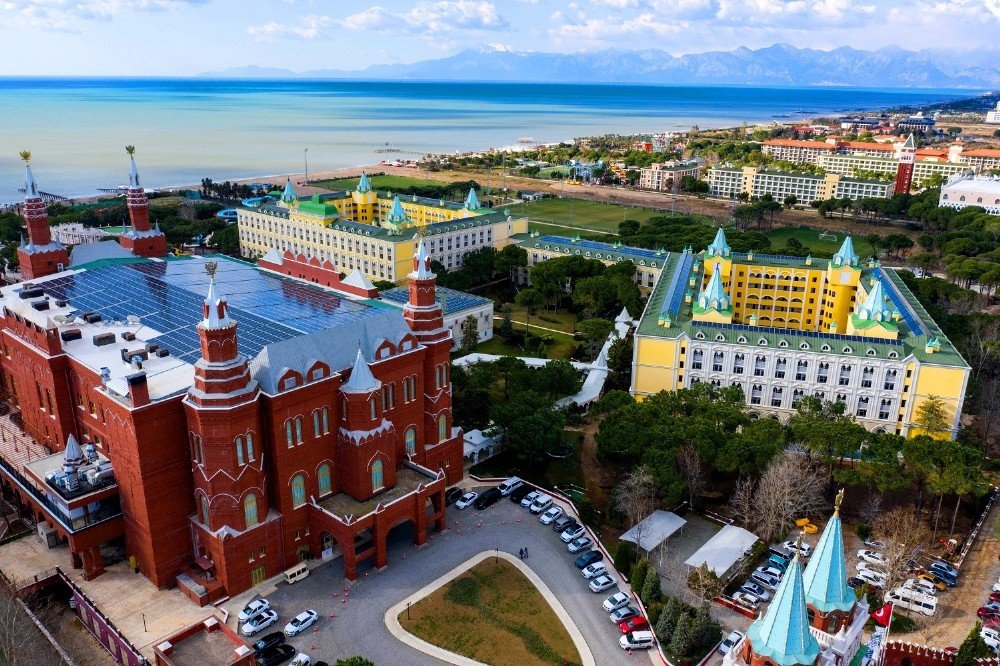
405,427 -> 416,456
200,494 -> 210,525
244,493 -> 258,527
285,420 -> 294,448
246,433 -> 255,461
371,460 -> 384,491
370,399 -> 377,420
321,407 -> 329,434
294,416 -> 303,444
235,436 -> 245,465
291,474 -> 306,508
313,410 -> 321,437
438,414 -> 448,443
317,464 -> 331,497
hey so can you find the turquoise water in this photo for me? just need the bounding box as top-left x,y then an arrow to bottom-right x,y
0,78 -> 963,203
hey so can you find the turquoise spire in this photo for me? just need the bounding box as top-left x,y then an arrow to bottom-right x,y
745,548 -> 822,666
356,171 -> 372,193
832,236 -> 858,267
386,195 -> 409,225
696,263 -> 730,312
854,280 -> 894,322
281,178 -> 296,204
464,187 -> 481,210
802,495 -> 856,615
707,227 -> 731,258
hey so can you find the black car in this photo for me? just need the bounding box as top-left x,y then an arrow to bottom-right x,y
445,487 -> 464,506
473,487 -> 502,510
553,515 -> 578,533
256,643 -> 295,666
252,632 -> 286,653
574,550 -> 604,569
509,485 -> 533,503
846,577 -> 864,589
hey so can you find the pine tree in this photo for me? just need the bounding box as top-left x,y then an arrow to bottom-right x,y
656,597 -> 682,645
614,541 -> 637,576
641,569 -> 662,605
956,623 -> 993,666
691,603 -> 722,653
667,611 -> 694,661
630,558 -> 649,594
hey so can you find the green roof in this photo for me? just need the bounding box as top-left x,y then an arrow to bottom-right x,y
296,195 -> 340,218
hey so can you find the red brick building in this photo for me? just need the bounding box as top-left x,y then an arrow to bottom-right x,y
0,166 -> 463,601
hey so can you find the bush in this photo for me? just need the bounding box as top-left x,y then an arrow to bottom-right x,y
891,614 -> 918,633
956,623 -> 993,666
614,541 -> 637,577
656,597 -> 682,644
856,522 -> 872,541
630,559 -> 650,595
641,569 -> 662,605
646,600 -> 664,626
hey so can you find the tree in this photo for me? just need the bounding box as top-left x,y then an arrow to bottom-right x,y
914,395 -> 950,436
687,563 -> 723,603
655,597 -> 682,645
497,303 -> 514,341
615,540 -> 637,575
691,603 -> 721,654
955,623 -> 992,666
514,288 -> 545,333
605,335 -> 634,391
491,392 -> 566,474
630,558 -> 650,593
873,506 -> 930,593
213,223 -> 240,255
783,194 -> 798,208
619,219 -> 641,237
667,612 -> 694,661
577,318 -> 615,360
335,659 -> 375,666
730,453 -> 829,543
495,244 -> 527,280
716,417 -> 785,476
615,467 -> 659,552
677,443 -> 707,506
641,568 -> 662,604
459,315 -> 478,354
573,276 -> 618,317
531,359 -> 582,398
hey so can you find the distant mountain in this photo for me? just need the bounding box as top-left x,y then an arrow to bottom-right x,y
200,44 -> 1000,88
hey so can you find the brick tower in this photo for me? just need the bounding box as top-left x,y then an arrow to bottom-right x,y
402,239 -> 463,482
894,134 -> 916,195
119,147 -> 168,258
183,262 -> 281,595
16,151 -> 69,280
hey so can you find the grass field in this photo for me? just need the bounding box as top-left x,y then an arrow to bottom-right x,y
515,197 -> 668,234
471,329 -> 577,360
527,221 -> 616,238
399,559 -> 582,666
309,174 -> 448,191
764,226 -> 876,259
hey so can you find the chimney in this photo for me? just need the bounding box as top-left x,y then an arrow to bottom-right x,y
100,367 -> 111,385
126,371 -> 150,407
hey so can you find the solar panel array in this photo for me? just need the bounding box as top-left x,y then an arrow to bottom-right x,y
695,320 -> 904,346
380,286 -> 489,315
536,236 -> 665,261
874,268 -> 924,336
662,253 -> 693,316
39,258 -> 384,363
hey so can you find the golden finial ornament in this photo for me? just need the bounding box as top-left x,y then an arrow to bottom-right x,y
125,145 -> 135,156
19,150 -> 31,165
834,488 -> 845,515
205,261 -> 218,279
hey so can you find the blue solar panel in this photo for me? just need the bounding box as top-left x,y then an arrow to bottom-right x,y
874,268 -> 923,336
694,320 -> 903,346
662,253 -> 693,316
39,258 -> 385,363
381,286 -> 488,315
536,235 -> 665,261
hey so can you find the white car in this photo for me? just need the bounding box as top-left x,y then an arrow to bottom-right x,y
589,574 -> 616,593
455,492 -> 478,510
290,654 -> 312,666
529,494 -> 553,514
902,578 -> 937,596
603,592 -> 631,613
857,561 -> 885,576
238,598 -> 270,623
610,605 -> 638,623
739,581 -> 771,601
732,591 -> 760,610
994,582 -> 1000,594
539,506 -> 563,525
981,627 -> 1000,653
858,549 -> 888,565
568,536 -> 593,553
560,525 -> 586,543
720,630 -> 745,654
284,610 -> 318,637
582,562 -> 607,579
241,609 -> 278,636
782,540 -> 813,558
864,539 -> 886,550
855,568 -> 887,587
521,491 -> 540,508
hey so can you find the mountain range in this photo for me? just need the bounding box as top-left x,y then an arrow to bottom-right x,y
200,44 -> 1000,88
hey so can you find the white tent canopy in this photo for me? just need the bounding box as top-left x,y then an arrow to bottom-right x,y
684,524 -> 758,578
620,510 -> 687,552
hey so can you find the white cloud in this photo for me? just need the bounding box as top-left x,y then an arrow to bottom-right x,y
0,0 -> 209,31
247,14 -> 332,41
342,1 -> 509,37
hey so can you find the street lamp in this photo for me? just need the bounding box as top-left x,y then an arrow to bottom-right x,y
304,148 -> 309,183
495,547 -> 499,563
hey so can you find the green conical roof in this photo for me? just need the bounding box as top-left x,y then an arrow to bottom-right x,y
281,178 -> 296,204
802,507 -> 856,614
465,187 -> 481,210
745,552 -> 821,666
707,227 -> 731,257
356,171 -> 372,193
386,195 -> 409,225
832,236 -> 858,267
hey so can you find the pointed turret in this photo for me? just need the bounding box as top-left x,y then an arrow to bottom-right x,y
697,263 -> 730,311
831,236 -> 858,268
707,227 -> 731,258
894,133 -> 916,194
901,133 -> 916,150
854,280 -> 894,322
385,195 -> 409,227
201,271 -> 232,330
63,434 -> 85,468
464,187 -> 482,211
17,151 -> 69,280
356,171 -> 372,193
802,490 -> 856,619
24,158 -> 39,199
411,239 -> 433,279
343,348 -> 380,394
119,147 -> 167,257
128,149 -> 141,189
744,541 -> 821,666
281,178 -> 296,204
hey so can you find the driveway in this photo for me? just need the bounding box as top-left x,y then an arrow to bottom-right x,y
223,486 -> 652,665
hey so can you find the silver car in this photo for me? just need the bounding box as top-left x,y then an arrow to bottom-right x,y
567,536 -> 593,553
589,575 -> 616,593
603,592 -> 631,613
610,605 -> 638,623
560,525 -> 585,543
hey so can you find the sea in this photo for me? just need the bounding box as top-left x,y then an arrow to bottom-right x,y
0,78 -> 968,204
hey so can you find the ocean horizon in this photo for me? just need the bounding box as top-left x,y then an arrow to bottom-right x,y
0,78 -> 965,204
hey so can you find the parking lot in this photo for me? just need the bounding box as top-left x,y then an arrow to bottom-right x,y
222,485 -> 655,665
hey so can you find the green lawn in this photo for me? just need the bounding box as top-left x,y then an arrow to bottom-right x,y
514,197 -> 666,234
764,226 -> 876,259
468,330 -> 577,361
526,221 -> 616,238
308,174 -> 448,191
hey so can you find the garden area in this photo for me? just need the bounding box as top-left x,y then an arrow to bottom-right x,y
399,559 -> 581,666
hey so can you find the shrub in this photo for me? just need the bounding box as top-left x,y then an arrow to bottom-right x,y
656,597 -> 682,645
641,569 -> 662,605
856,522 -> 872,541
956,623 -> 993,666
667,612 -> 694,661
630,559 -> 650,595
646,600 -> 664,626
614,541 -> 637,577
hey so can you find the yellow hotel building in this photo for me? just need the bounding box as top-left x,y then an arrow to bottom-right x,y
632,229 -> 969,439
237,173 -> 528,282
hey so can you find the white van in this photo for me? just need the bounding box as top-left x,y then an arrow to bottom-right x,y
529,494 -> 553,514
498,477 -> 523,496
902,578 -> 937,596
886,587 -> 937,616
620,630 -> 656,651
284,562 -> 310,585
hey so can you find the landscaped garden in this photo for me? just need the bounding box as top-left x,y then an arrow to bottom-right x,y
399,559 -> 582,666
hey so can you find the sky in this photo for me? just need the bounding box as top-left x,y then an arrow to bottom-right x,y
1,0 -> 999,76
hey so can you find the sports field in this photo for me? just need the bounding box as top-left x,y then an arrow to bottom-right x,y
309,174 -> 448,191
515,197 -> 667,233
763,226 -> 876,258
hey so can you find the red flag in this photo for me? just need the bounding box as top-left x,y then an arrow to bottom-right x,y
872,603 -> 893,627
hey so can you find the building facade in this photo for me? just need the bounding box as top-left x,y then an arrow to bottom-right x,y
708,167 -> 893,202
514,232 -> 669,290
638,159 -> 703,191
986,102 -> 1000,124
237,175 -> 528,283
0,176 -> 464,601
939,173 -> 1000,215
761,140 -> 838,164
631,230 -> 969,439
816,153 -> 967,184
380,285 -> 494,350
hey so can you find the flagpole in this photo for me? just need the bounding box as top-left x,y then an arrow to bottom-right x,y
877,603 -> 894,666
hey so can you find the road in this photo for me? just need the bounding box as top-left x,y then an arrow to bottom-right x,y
223,487 -> 650,665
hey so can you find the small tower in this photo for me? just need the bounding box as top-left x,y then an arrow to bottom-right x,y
463,187 -> 482,211
802,490 -> 861,633
704,227 -> 733,282
823,236 -> 861,333
356,171 -> 372,194
384,195 -> 410,232
119,147 -> 167,258
16,151 -> 69,280
894,134 -> 916,195
707,227 -> 732,259
692,262 -> 734,324
403,239 -> 445,335
846,278 -> 898,339
280,178 -> 297,205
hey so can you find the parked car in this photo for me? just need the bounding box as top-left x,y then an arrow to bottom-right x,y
864,539 -> 887,550
582,562 -> 608,580
989,592 -> 1000,604
847,577 -> 865,589
444,487 -> 464,506
902,578 -> 937,597
553,516 -> 577,533
589,574 -> 616,593
252,632 -> 286,654
767,555 -> 789,572
568,536 -> 594,553
610,606 -> 639,623
751,570 -> 781,590
619,617 -> 651,634
509,485 -> 532,504
855,569 -> 887,588
858,549 -> 888,565
473,488 -> 502,510
290,654 -> 311,666
720,631 -> 745,654
603,592 -> 631,613
256,644 -> 296,666
498,476 -> 523,496
560,525 -> 586,543
619,631 -> 656,651
521,490 -> 540,508
857,561 -> 885,576
529,494 -> 553,514
455,491 -> 477,510
782,540 -> 813,558
284,610 -> 318,637
732,591 -> 760,610
238,598 -> 271,623
241,609 -> 279,637
918,573 -> 950,590
757,565 -> 784,580
739,581 -> 771,601
540,506 -> 563,525
929,561 -> 958,580
979,604 -> 1000,620
981,627 -> 1000,653
575,550 -> 604,569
